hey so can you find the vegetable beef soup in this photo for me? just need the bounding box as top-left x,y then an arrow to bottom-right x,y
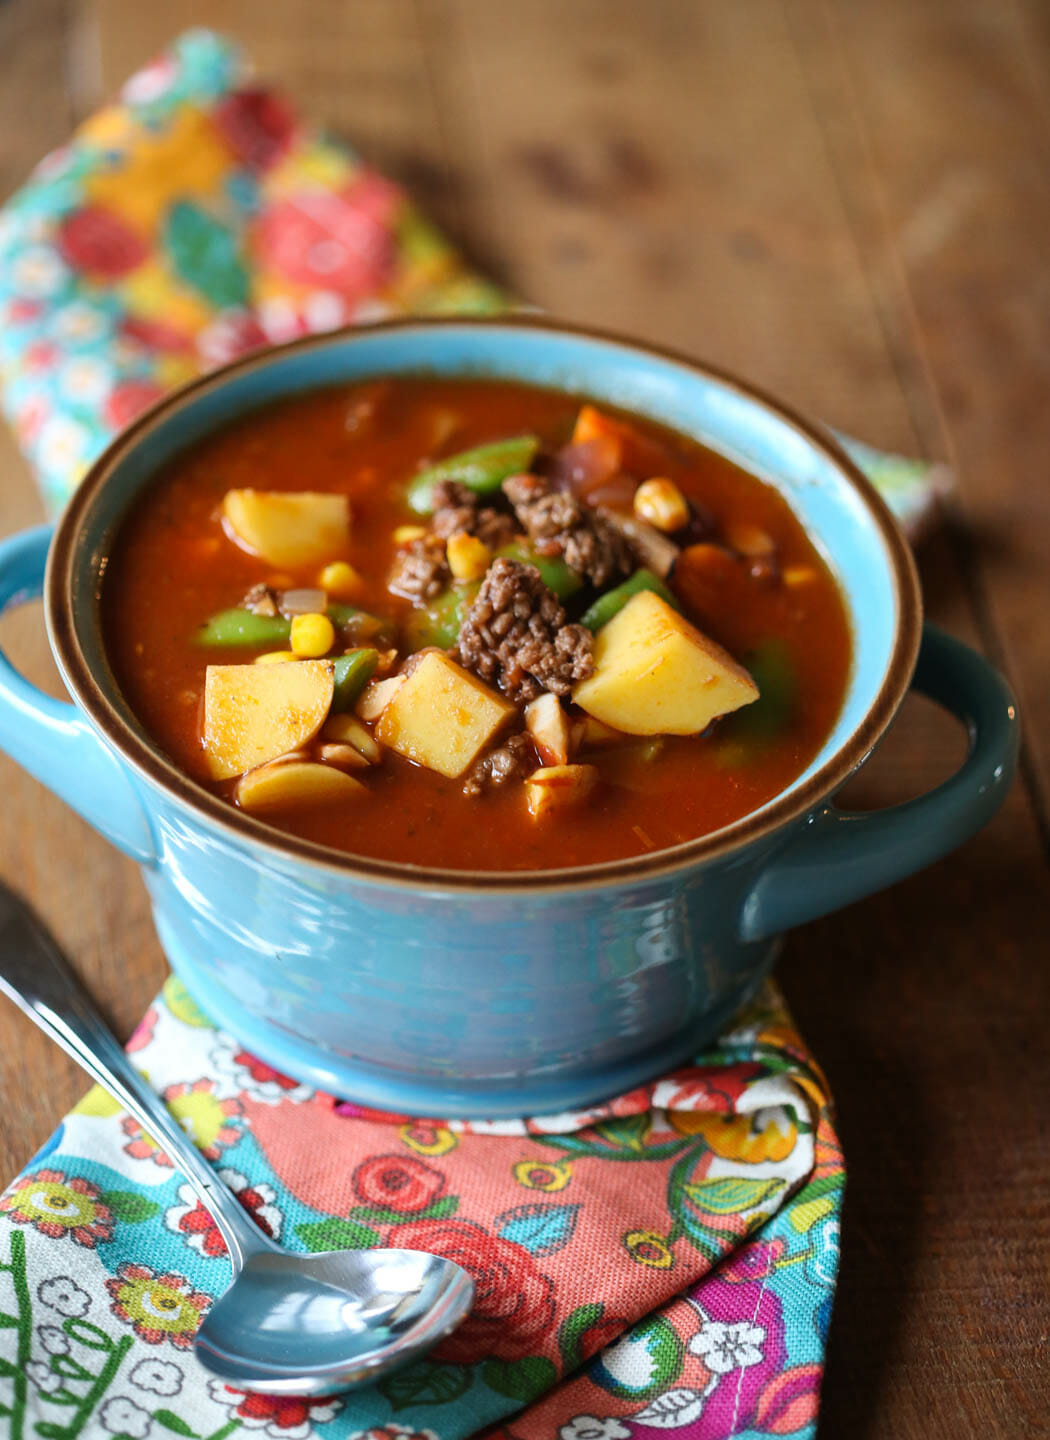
103,378 -> 852,870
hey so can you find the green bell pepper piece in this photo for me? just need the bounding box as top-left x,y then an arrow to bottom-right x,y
497,541 -> 583,601
406,435 -> 540,514
580,569 -> 678,631
331,649 -> 379,712
195,609 -> 291,647
328,604 -> 389,645
404,583 -> 480,651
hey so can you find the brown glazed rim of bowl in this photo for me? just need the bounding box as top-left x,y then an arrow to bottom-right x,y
47,315 -> 922,894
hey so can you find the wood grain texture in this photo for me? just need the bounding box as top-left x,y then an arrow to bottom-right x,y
1,2 -> 1047,1433
0,0 -> 166,1181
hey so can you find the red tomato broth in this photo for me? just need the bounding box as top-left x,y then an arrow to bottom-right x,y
102,378 -> 852,871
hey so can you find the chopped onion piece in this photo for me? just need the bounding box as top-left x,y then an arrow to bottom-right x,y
280,587 -> 327,616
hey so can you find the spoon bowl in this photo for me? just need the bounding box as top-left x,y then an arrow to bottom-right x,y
196,1247 -> 474,1395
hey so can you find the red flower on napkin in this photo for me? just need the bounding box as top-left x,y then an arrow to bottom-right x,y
254,175 -> 398,298
351,1155 -> 445,1214
391,1216 -> 555,1362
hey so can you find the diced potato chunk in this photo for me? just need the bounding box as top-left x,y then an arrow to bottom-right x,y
572,590 -> 758,736
322,712 -> 381,763
525,693 -> 572,766
525,764 -> 599,819
222,490 -> 350,568
579,715 -> 627,749
204,661 -> 334,779
376,651 -> 514,778
236,759 -> 364,812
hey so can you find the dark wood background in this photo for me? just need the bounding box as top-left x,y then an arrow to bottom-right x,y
0,3 -> 1047,1434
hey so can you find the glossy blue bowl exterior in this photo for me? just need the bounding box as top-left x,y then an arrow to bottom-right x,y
141,790 -> 782,1115
0,320 -> 1019,1116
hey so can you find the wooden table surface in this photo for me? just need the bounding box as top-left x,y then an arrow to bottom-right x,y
0,2 -> 1047,1434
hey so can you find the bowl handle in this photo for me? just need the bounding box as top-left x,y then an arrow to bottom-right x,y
0,525 -> 155,864
740,625 -> 1018,942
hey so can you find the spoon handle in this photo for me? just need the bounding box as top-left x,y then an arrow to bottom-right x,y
0,885 -> 271,1270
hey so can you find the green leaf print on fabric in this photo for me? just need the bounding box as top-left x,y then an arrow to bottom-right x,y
684,1176 -> 786,1215
377,1358 -> 473,1410
482,1354 -> 558,1402
295,1217 -> 380,1251
164,202 -> 249,309
100,1191 -> 161,1223
588,1113 -> 652,1153
153,1409 -> 198,1436
347,1195 -> 459,1226
557,1302 -> 606,1369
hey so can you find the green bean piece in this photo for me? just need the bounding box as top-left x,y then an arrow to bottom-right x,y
580,569 -> 678,632
497,541 -> 583,601
722,639 -> 796,743
195,609 -> 291,647
403,583 -> 480,651
406,435 -> 540,514
331,649 -> 380,712
196,603 -> 389,650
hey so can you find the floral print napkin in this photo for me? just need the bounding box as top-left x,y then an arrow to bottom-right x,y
0,978 -> 842,1440
0,28 -> 945,1440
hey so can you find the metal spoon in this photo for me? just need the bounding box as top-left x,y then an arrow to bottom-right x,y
0,885 -> 474,1395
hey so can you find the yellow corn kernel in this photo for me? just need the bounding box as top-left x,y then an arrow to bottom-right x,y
319,560 -> 362,599
290,612 -> 336,658
255,650 -> 298,665
394,524 -> 427,545
446,531 -> 491,582
633,477 -> 689,533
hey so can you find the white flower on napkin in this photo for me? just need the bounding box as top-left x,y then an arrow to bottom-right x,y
36,1324 -> 70,1356
100,1396 -> 152,1438
130,1358 -> 184,1397
10,245 -> 68,298
37,1275 -> 91,1317
559,1417 -> 631,1440
26,1360 -> 63,1395
688,1318 -> 766,1375
58,356 -> 113,406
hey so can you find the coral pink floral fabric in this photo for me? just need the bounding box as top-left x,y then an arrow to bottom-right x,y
0,978 -> 842,1440
0,28 -> 948,1440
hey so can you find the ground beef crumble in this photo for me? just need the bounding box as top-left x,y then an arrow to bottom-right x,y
456,557 -> 593,704
243,582 -> 280,616
387,534 -> 449,600
462,731 -> 536,797
502,473 -> 633,588
429,481 -> 517,550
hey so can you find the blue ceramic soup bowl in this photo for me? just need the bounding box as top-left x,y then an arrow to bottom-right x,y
0,318 -> 1018,1116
